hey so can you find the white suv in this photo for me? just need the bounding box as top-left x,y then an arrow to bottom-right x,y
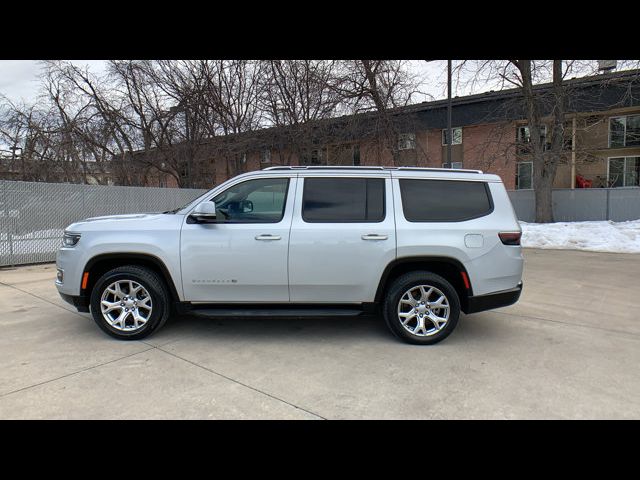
55,166 -> 523,345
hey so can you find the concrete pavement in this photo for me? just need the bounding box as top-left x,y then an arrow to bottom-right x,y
0,249 -> 639,419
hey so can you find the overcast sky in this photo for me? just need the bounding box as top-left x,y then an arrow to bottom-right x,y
0,60 -> 453,105
1,60 -> 632,107
0,60 -> 107,104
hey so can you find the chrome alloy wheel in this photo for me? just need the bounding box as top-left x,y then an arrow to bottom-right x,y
397,284 -> 450,337
100,280 -> 153,332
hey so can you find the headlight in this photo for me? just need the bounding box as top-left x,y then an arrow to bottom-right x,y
62,232 -> 81,247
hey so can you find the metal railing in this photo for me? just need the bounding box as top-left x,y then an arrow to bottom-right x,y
0,180 -> 206,267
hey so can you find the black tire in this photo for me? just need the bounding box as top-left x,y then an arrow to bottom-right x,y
90,265 -> 171,340
383,271 -> 460,345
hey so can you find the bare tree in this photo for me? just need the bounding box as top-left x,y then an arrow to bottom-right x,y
454,60 -> 587,222
333,60 -> 424,165
257,60 -> 344,165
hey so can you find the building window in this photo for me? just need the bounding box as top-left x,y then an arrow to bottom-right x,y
517,125 -> 549,152
441,128 -> 462,145
609,115 -> 640,148
261,149 -> 272,164
516,161 -> 533,190
353,144 -> 361,166
442,162 -> 463,169
608,157 -> 640,187
301,148 -> 327,166
398,133 -> 416,150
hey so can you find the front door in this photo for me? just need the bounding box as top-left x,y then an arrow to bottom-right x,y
180,176 -> 296,302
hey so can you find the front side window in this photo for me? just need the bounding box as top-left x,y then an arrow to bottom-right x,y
211,177 -> 289,223
609,115 -> 640,148
608,157 -> 640,187
441,127 -> 462,145
399,179 -> 493,222
302,177 -> 385,223
516,162 -> 533,190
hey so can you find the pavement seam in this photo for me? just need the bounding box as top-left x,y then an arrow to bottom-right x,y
492,309 -> 640,339
146,343 -> 327,420
0,346 -> 156,400
0,280 -> 82,316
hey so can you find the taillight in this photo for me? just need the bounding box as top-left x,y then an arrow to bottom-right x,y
499,232 -> 522,246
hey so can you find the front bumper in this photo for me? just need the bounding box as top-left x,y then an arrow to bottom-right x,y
464,282 -> 523,314
59,292 -> 90,313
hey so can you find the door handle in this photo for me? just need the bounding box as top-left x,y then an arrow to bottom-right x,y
255,234 -> 282,241
361,234 -> 388,241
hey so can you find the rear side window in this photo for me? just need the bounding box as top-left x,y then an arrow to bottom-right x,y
302,177 -> 385,223
399,179 -> 493,222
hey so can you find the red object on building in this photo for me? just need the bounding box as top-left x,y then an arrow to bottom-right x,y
576,175 -> 592,188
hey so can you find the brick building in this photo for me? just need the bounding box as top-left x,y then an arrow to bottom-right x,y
4,69 -> 639,190
165,68 -> 638,192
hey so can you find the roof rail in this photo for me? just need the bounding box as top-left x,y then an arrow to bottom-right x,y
263,165 -> 483,174
396,166 -> 483,174
263,166 -> 386,171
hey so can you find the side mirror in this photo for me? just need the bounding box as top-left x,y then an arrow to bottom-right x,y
190,202 -> 217,223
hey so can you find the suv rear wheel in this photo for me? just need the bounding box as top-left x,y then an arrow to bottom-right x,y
383,271 -> 460,345
90,265 -> 170,340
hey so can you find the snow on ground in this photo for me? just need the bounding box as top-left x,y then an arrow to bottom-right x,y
520,220 -> 640,254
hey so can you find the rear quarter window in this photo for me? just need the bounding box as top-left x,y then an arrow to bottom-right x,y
399,179 -> 493,222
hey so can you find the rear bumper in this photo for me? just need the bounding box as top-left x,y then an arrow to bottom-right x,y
59,292 -> 90,313
464,282 -> 522,314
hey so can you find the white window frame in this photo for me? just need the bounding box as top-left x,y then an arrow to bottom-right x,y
441,162 -> 463,169
607,156 -> 640,187
608,115 -> 640,148
441,127 -> 462,146
516,161 -> 533,190
398,133 -> 416,151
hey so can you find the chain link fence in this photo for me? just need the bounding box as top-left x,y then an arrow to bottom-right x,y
0,180 -> 206,267
3,180 -> 639,267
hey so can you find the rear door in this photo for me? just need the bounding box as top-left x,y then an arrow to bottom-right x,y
288,173 -> 396,303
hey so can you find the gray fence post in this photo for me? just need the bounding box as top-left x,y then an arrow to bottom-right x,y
2,181 -> 15,266
606,189 -> 610,221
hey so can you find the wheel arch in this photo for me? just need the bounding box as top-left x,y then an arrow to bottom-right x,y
375,256 -> 473,313
81,253 -> 181,303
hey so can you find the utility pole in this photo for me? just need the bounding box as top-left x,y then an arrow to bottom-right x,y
170,102 -> 192,188
447,60 -> 452,166
571,116 -> 577,189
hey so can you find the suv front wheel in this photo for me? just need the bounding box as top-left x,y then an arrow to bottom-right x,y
383,271 -> 461,345
90,265 -> 171,340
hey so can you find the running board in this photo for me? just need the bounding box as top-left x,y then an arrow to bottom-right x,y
184,306 -> 369,318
